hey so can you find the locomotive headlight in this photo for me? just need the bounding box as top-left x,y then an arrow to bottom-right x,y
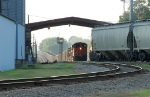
80,47 -> 82,50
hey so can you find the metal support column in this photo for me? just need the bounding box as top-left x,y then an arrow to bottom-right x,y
57,37 -> 64,62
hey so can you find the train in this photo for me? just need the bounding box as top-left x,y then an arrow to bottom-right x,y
89,19 -> 150,62
38,42 -> 87,63
55,42 -> 87,62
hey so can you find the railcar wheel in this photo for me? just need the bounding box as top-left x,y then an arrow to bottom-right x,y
146,54 -> 150,62
134,53 -> 138,62
139,52 -> 146,62
102,55 -> 105,61
98,54 -> 102,61
128,54 -> 133,62
95,53 -> 101,61
95,54 -> 99,61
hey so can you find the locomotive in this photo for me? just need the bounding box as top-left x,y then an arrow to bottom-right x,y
72,42 -> 87,61
89,20 -> 150,62
56,42 -> 87,62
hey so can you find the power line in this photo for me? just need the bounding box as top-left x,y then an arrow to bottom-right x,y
25,14 -> 55,20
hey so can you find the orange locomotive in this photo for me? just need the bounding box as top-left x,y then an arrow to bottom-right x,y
72,42 -> 87,61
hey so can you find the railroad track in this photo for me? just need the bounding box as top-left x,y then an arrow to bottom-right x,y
91,61 -> 150,64
37,55 -> 48,64
0,62 -> 142,89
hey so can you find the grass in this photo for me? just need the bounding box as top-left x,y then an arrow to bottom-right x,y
134,64 -> 150,69
95,89 -> 150,97
0,63 -> 79,80
131,89 -> 150,97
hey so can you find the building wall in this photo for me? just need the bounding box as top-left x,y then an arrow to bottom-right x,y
0,15 -> 16,71
17,24 -> 25,59
1,0 -> 25,25
0,14 -> 25,71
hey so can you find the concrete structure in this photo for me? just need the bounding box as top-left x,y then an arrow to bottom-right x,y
0,0 -> 25,25
0,14 -> 25,71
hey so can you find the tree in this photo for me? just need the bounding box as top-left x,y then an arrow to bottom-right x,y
39,37 -> 69,54
68,36 -> 84,45
119,0 -> 150,22
68,36 -> 91,54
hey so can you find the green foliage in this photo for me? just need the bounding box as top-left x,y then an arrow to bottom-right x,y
119,11 -> 130,22
119,0 -> 150,22
39,36 -> 91,54
39,37 -> 69,54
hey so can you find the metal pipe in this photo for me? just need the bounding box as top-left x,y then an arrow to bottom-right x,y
0,0 -> 2,13
130,0 -> 134,22
16,22 -> 18,59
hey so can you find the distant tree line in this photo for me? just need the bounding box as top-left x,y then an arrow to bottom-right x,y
39,36 -> 91,55
119,0 -> 150,22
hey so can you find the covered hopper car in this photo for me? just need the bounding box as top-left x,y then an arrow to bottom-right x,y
90,20 -> 150,62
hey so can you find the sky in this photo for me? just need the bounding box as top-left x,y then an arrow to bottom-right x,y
25,0 -> 129,46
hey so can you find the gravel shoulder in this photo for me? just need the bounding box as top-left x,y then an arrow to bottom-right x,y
0,64 -> 149,97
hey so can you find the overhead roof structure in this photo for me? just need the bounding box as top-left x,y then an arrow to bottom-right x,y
26,17 -> 112,31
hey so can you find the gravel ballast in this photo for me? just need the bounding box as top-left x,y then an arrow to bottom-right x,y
0,64 -> 149,97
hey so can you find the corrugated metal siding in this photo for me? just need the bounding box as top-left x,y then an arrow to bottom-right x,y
1,0 -> 25,25
17,24 -> 25,59
133,21 -> 150,49
92,24 -> 130,51
0,15 -> 25,71
0,15 -> 16,71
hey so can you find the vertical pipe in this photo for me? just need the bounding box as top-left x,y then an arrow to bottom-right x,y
28,15 -> 29,24
13,0 -> 18,64
130,0 -> 134,23
0,0 -> 2,13
21,46 -> 23,59
16,22 -> 18,59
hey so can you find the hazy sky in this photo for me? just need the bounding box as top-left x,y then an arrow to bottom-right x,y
26,0 -> 129,45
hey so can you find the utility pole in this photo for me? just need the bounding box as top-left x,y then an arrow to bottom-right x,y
32,34 -> 35,55
34,40 -> 37,63
57,37 -> 64,62
130,0 -> 134,53
130,0 -> 134,23
32,34 -> 36,63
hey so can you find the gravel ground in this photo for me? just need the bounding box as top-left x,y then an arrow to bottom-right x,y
0,64 -> 149,97
73,64 -> 110,73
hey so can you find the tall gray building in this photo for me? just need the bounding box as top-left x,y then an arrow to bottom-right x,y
0,0 -> 25,25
